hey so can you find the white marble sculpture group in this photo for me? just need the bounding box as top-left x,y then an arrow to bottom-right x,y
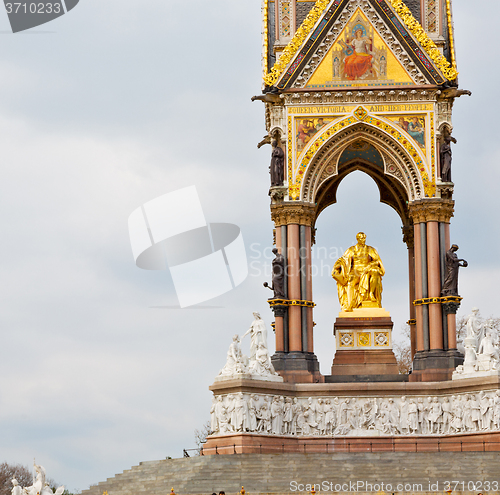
454,308 -> 500,379
216,313 -> 282,382
11,464 -> 64,495
209,390 -> 500,437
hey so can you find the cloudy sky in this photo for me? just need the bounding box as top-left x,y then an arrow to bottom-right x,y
0,0 -> 497,491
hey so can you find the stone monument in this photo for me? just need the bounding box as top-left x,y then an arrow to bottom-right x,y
12,464 -> 64,495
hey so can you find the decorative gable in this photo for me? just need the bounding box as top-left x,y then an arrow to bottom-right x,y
264,0 -> 457,90
305,8 -> 415,88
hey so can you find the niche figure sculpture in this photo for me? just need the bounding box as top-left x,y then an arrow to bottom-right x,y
331,232 -> 385,311
263,248 -> 286,299
270,140 -> 285,187
441,244 -> 468,296
439,133 -> 457,182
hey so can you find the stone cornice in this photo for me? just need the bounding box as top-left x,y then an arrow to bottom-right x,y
271,202 -> 316,227
408,199 -> 455,223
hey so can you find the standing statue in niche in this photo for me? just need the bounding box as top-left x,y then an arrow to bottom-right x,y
439,133 -> 457,182
332,232 -> 385,311
270,140 -> 285,187
441,244 -> 468,297
263,248 -> 286,299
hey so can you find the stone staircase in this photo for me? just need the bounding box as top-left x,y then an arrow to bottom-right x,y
80,453 -> 500,495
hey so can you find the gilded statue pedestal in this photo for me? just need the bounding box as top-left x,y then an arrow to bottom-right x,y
329,309 -> 404,382
328,234 -> 403,382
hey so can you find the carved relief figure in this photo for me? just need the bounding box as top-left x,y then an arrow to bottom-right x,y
257,402 -> 271,433
271,396 -> 283,435
399,396 -> 410,434
210,397 -> 218,433
441,397 -> 452,434
291,398 -> 301,435
303,397 -> 318,435
408,399 -> 418,434
324,399 -> 335,435
332,232 -> 385,311
248,395 -> 259,432
210,392 -> 500,440
428,397 -> 442,434
283,397 -> 293,434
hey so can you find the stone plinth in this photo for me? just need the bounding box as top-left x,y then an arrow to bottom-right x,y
271,351 -> 324,383
331,310 -> 400,380
410,349 -> 464,382
207,375 -> 500,455
203,431 -> 500,455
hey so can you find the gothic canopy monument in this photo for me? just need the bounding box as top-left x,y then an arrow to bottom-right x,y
202,0 -> 500,455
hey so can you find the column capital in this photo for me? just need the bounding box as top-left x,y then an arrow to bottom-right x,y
271,203 -> 316,227
408,199 -> 455,224
402,225 -> 414,249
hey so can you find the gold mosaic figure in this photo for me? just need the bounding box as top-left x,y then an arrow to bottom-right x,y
331,232 -> 385,312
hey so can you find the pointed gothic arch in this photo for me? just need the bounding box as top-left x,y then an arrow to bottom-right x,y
297,118 -> 429,230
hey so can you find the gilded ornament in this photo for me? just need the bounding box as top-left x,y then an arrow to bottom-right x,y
387,0 -> 458,81
262,0 -> 269,78
354,106 -> 368,121
358,332 -> 371,347
332,232 -> 385,312
263,0 -> 457,87
263,0 -> 331,86
339,332 -> 354,347
289,110 -> 432,201
445,0 -> 457,70
374,332 -> 389,346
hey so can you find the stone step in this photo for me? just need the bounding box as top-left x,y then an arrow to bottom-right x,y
80,453 -> 500,495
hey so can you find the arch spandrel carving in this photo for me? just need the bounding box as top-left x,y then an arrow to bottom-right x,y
296,116 -> 430,206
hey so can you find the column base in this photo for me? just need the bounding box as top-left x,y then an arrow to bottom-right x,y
409,349 -> 464,382
271,352 -> 324,383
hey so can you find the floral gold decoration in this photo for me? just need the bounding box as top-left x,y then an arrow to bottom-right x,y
263,0 -> 331,86
263,0 -> 458,87
387,0 -> 458,81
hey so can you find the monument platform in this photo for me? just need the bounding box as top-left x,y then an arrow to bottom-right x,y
80,452 -> 500,495
206,375 -> 500,455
